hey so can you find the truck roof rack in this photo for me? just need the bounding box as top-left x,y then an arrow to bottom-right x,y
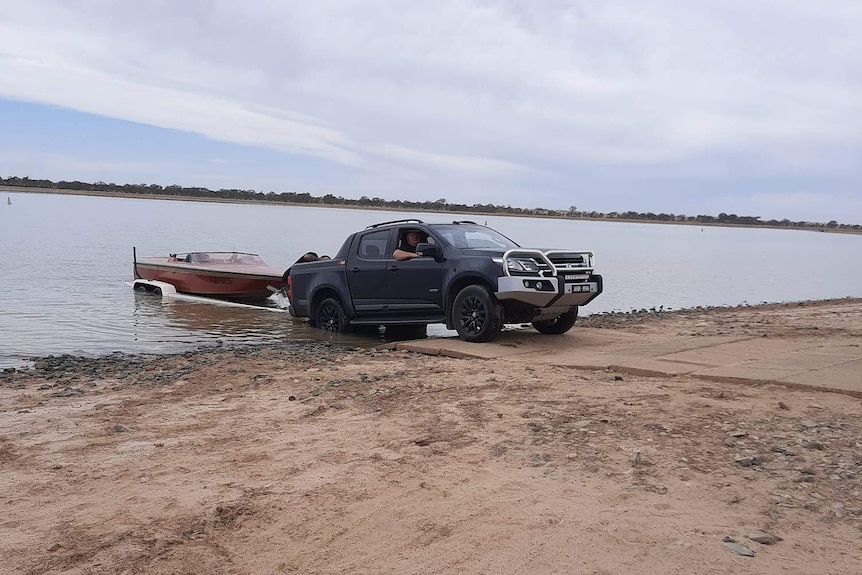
452,220 -> 478,225
366,218 -> 425,229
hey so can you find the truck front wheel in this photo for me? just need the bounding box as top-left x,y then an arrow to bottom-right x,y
315,298 -> 352,333
532,307 -> 578,335
452,285 -> 503,343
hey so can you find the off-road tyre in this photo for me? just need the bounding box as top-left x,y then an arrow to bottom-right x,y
315,297 -> 352,333
452,285 -> 504,343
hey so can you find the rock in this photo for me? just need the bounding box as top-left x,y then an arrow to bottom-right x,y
530,453 -> 551,466
52,387 -> 84,397
752,454 -> 770,465
748,529 -> 782,545
113,424 -> 130,433
613,375 -> 624,381
722,537 -> 755,557
649,483 -> 668,495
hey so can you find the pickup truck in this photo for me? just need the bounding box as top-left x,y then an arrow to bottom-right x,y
287,219 -> 602,342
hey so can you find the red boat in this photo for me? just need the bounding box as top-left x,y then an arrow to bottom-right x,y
133,249 -> 286,301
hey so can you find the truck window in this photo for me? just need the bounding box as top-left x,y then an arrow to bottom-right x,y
433,225 -> 518,249
358,230 -> 389,259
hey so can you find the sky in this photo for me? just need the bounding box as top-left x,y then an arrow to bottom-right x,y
0,1 -> 860,224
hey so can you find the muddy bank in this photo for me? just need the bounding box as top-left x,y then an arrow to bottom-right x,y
4,297 -> 860,381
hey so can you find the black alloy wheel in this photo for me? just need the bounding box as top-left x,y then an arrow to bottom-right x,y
532,307 -> 578,335
315,297 -> 351,333
452,285 -> 503,343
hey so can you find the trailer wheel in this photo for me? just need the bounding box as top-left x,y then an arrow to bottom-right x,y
133,281 -> 161,295
452,285 -> 503,342
532,307 -> 578,335
315,298 -> 352,333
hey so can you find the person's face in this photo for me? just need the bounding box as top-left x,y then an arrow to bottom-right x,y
406,232 -> 420,246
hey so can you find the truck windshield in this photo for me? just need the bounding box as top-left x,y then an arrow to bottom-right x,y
432,225 -> 519,249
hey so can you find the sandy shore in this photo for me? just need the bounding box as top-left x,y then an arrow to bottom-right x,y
1,300 -> 860,574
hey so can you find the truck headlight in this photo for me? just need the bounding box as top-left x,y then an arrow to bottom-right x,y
507,258 -> 538,272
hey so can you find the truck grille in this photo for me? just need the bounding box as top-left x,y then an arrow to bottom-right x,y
547,252 -> 586,266
502,249 -> 594,279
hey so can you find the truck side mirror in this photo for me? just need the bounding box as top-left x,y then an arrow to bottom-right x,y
416,242 -> 438,259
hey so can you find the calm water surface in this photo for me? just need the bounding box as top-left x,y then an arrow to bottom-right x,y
1,191 -> 860,368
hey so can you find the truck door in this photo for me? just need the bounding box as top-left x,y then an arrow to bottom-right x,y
384,229 -> 445,319
347,229 -> 391,316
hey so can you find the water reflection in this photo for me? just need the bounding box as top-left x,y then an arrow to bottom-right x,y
133,292 -> 293,344
130,291 -> 438,352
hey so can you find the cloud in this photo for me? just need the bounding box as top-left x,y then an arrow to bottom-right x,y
0,1 -> 860,218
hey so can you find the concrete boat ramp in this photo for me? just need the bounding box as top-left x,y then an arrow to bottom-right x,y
389,327 -> 862,397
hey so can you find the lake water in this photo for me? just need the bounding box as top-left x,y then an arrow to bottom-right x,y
1,191 -> 860,368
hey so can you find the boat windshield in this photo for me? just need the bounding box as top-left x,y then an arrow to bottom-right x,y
431,224 -> 519,249
184,252 -> 266,265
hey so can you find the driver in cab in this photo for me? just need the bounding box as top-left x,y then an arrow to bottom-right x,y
393,230 -> 427,261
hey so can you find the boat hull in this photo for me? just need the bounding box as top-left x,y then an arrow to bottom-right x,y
134,258 -> 285,301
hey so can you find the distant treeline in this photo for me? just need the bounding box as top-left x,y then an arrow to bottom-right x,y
3,175 -> 859,231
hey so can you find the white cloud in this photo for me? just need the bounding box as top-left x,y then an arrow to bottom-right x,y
0,1 -> 860,218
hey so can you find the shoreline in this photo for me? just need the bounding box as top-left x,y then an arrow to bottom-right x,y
5,185 -> 860,235
2,296 -> 859,373
578,295 -> 862,327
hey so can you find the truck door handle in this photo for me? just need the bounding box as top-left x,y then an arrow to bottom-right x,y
388,265 -> 399,272
351,267 -> 361,273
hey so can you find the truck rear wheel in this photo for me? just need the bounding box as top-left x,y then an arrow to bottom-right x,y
315,298 -> 352,334
532,307 -> 578,335
452,285 -> 503,343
